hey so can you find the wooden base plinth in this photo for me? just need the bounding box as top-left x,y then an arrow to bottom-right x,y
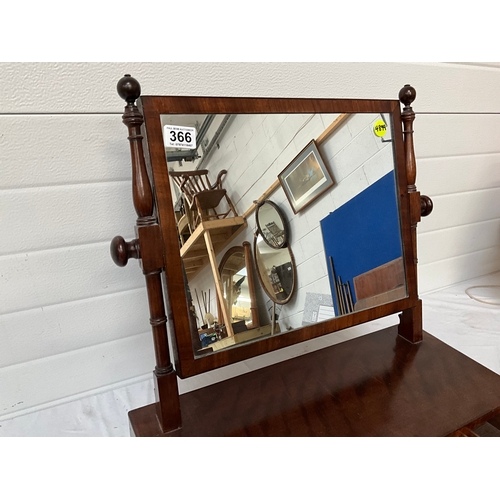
129,326 -> 500,437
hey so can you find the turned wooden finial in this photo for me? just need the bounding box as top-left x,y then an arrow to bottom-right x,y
110,235 -> 140,267
117,74 -> 141,104
420,195 -> 433,217
399,84 -> 417,191
399,84 -> 416,109
116,74 -> 154,221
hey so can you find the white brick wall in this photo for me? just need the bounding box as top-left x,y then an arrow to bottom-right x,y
2,62 -> 500,420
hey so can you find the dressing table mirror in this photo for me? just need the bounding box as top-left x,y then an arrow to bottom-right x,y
110,75 -> 500,436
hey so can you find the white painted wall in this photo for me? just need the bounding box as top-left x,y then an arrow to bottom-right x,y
2,62 -> 500,421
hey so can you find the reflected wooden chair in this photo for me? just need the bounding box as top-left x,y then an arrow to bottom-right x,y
174,195 -> 196,246
175,212 -> 191,246
169,169 -> 238,229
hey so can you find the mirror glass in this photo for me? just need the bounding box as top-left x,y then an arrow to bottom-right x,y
218,244 -> 258,331
255,201 -> 288,248
160,112 -> 407,357
221,248 -> 248,319
254,234 -> 295,304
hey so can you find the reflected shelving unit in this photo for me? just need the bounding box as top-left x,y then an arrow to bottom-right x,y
180,217 -> 247,280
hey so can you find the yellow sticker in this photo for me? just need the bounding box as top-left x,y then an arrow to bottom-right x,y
373,119 -> 387,137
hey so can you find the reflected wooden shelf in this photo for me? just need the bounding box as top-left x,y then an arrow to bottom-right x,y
180,216 -> 247,279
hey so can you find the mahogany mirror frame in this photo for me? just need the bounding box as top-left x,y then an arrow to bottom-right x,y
112,77 -> 428,385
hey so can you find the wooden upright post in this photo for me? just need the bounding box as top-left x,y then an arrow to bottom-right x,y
242,241 -> 259,329
203,230 -> 235,337
398,84 -> 433,344
111,75 -> 181,434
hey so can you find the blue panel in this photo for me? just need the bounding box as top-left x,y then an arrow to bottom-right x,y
320,171 -> 403,315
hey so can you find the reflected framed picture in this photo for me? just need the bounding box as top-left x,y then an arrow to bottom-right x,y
278,140 -> 334,214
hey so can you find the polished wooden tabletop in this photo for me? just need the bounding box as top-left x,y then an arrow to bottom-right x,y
129,325 -> 500,437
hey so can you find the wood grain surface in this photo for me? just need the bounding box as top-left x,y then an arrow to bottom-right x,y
129,326 -> 500,437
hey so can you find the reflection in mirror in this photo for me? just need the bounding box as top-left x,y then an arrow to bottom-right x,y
217,243 -> 259,331
197,241 -> 275,354
254,234 -> 296,305
160,111 -> 407,356
255,200 -> 288,248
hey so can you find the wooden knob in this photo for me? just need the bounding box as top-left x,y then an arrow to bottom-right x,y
420,195 -> 433,217
110,236 -> 140,267
399,84 -> 416,108
117,74 -> 141,103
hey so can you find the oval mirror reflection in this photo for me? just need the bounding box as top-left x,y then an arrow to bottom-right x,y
255,200 -> 288,248
218,243 -> 259,331
254,233 -> 296,304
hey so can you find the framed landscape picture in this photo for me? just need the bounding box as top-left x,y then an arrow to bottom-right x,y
278,140 -> 334,214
